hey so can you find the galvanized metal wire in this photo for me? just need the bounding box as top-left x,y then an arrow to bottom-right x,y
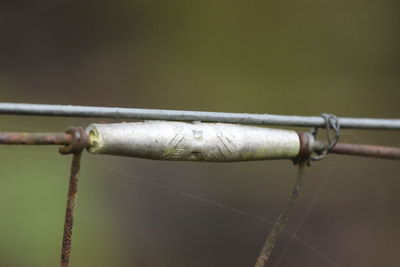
310,113 -> 341,161
1,102 -> 400,130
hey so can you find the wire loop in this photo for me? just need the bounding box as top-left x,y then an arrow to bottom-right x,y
59,128 -> 88,155
310,113 -> 340,161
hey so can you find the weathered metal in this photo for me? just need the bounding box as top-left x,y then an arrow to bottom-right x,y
0,132 -> 72,145
60,152 -> 82,267
1,102 -> 400,130
59,128 -> 89,155
295,132 -> 314,163
254,161 -> 307,267
59,128 -> 88,267
0,127 -> 398,161
0,123 -> 398,267
86,121 -> 301,161
330,143 -> 400,160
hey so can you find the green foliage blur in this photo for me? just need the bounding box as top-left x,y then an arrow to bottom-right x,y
0,1 -> 399,266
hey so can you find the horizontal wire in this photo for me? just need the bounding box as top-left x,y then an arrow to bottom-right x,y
0,102 -> 399,130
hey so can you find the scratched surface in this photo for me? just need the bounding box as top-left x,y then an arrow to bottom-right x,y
86,121 -> 301,161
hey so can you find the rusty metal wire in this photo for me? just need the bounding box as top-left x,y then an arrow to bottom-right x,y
327,143 -> 400,160
0,132 -> 72,145
254,113 -> 399,267
0,122 -> 398,267
59,128 -> 88,267
0,128 -> 89,267
60,152 -> 82,267
59,128 -> 89,155
254,160 -> 307,267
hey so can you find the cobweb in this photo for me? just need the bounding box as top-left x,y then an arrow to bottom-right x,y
93,160 -> 342,267
0,117 -> 399,267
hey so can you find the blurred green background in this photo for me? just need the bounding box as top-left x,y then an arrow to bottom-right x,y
0,1 -> 399,266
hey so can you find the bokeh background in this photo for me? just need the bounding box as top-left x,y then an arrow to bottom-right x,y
0,1 -> 399,266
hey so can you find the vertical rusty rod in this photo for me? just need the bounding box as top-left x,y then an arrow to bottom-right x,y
254,160 -> 306,267
60,152 -> 82,267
